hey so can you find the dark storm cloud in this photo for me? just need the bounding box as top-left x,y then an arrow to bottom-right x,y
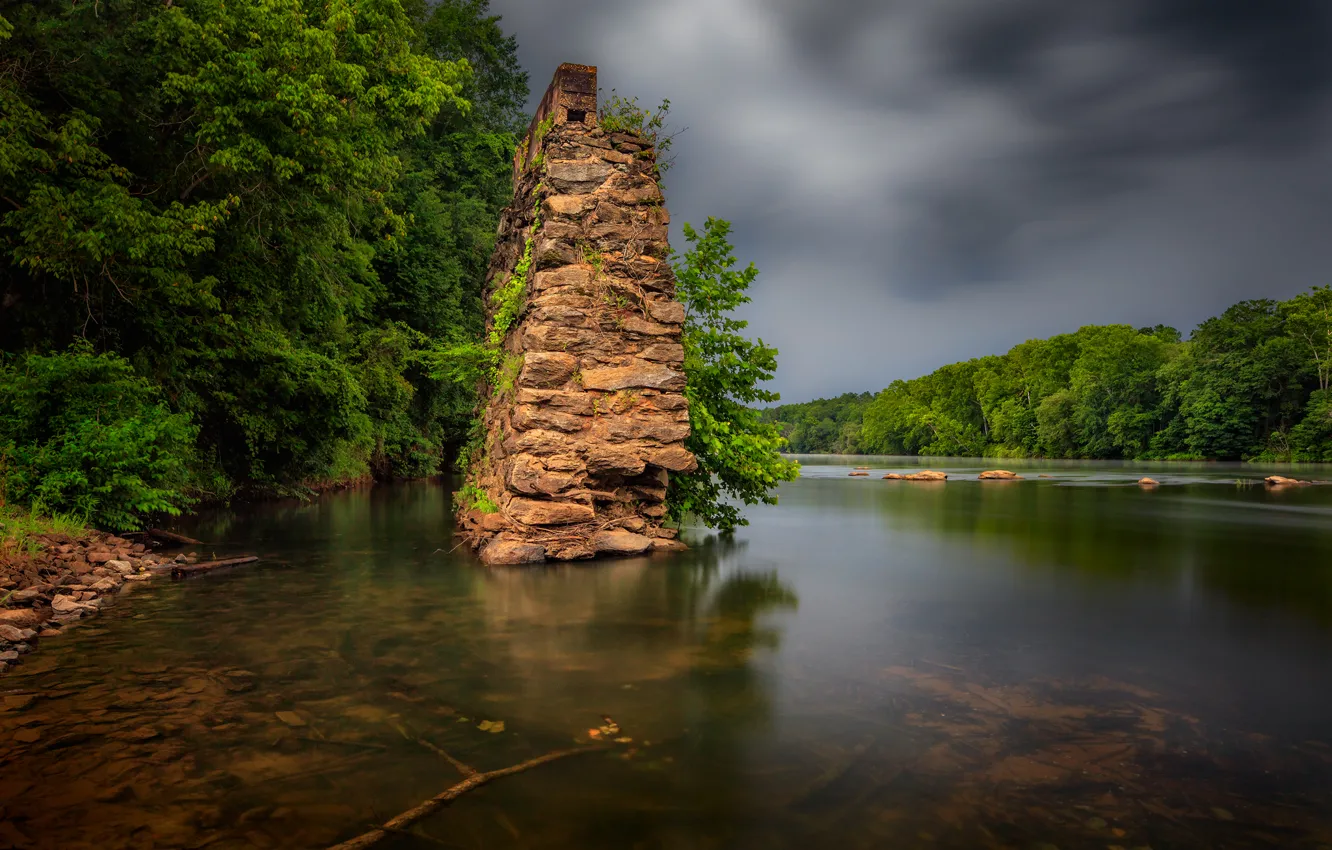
487,0 -> 1332,400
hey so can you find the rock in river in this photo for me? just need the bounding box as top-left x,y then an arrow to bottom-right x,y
0,624 -> 36,643
1265,475 -> 1309,487
0,609 -> 43,629
905,470 -> 948,481
592,530 -> 654,555
51,594 -> 96,614
480,540 -> 548,566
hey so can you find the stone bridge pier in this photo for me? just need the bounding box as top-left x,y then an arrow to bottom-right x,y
456,64 -> 695,565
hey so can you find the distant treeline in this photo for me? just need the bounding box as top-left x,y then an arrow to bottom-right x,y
769,288 -> 1332,462
760,393 -> 873,454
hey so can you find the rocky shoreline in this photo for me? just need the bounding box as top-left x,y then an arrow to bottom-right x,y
0,532 -> 197,675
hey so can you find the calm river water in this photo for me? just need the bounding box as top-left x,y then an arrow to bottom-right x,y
3,457 -> 1332,849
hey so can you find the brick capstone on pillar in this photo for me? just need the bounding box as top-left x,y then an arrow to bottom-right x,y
456,64 -> 695,565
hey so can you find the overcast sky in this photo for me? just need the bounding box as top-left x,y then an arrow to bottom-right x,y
489,0 -> 1332,403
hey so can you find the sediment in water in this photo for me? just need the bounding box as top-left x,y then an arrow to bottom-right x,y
0,532 -> 195,674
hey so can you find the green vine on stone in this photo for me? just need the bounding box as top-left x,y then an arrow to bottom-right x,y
455,483 -> 498,514
456,175 -> 547,498
598,88 -> 679,182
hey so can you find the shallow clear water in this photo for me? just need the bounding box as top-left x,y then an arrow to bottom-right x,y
3,457 -> 1332,849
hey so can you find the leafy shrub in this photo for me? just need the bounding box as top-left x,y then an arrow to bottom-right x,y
597,89 -> 677,180
0,345 -> 196,530
667,218 -> 799,532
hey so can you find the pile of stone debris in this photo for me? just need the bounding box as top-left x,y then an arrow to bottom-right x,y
0,532 -> 197,674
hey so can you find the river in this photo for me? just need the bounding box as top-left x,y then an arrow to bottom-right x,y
2,456 -> 1331,849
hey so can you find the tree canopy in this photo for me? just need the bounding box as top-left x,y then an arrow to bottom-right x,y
0,0 -> 527,526
666,218 -> 799,532
860,288 -> 1332,462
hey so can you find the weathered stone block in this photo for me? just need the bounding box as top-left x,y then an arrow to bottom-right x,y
507,498 -> 596,526
514,429 -> 575,456
505,454 -> 579,495
639,342 -> 685,363
593,201 -> 632,223
649,393 -> 689,411
581,362 -> 685,391
600,173 -> 661,205
516,389 -> 595,414
532,292 -> 596,310
644,445 -> 697,472
610,132 -> 651,149
512,404 -> 586,433
599,148 -> 635,165
584,445 -> 647,476
518,352 -> 577,388
647,300 -> 685,324
532,265 -> 594,292
546,158 -> 614,192
545,194 -> 595,216
627,482 -> 668,502
530,306 -> 588,328
521,324 -> 601,353
544,453 -> 585,472
535,238 -> 578,268
589,223 -> 670,244
621,316 -> 677,337
480,540 -> 547,565
595,415 -> 691,444
541,220 -> 583,241
593,530 -> 654,555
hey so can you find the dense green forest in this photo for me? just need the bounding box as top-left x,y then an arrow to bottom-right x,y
0,0 -> 525,526
777,290 -> 1331,462
865,290 -> 1332,461
760,393 -> 873,454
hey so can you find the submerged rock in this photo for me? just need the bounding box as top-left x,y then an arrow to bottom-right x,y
905,470 -> 947,481
652,538 -> 688,552
1265,475 -> 1310,487
480,540 -> 548,566
0,624 -> 35,643
593,530 -> 654,555
0,609 -> 43,629
1139,477 -> 1160,487
51,595 -> 97,614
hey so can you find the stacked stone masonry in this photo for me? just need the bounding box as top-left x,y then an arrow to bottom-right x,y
457,64 -> 696,565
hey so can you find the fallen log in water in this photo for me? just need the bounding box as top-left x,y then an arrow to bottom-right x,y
328,745 -> 599,849
170,556 -> 258,579
148,528 -> 204,546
